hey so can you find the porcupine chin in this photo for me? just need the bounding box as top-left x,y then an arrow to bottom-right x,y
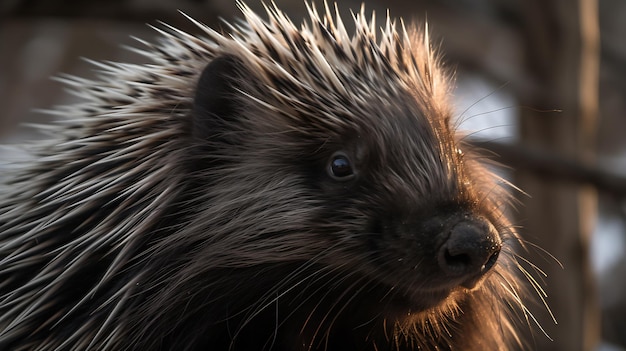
0,2 -> 549,351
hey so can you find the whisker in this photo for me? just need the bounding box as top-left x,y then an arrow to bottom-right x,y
454,81 -> 512,131
516,239 -> 564,269
498,279 -> 553,341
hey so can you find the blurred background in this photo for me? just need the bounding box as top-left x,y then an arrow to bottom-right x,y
0,1 -> 624,350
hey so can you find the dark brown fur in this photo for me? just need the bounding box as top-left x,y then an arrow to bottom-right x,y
0,3 -> 542,350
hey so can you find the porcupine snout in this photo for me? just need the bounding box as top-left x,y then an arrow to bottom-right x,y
437,216 -> 502,289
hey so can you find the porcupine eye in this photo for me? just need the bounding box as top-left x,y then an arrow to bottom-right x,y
328,152 -> 355,181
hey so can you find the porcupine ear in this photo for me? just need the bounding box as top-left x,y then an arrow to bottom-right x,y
192,55 -> 247,142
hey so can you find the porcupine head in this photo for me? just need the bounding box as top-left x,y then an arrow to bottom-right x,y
0,2 -> 540,351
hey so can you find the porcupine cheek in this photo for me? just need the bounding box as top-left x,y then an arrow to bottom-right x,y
373,211 -> 502,310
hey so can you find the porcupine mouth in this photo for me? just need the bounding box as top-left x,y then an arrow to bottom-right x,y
360,220 -> 487,314
347,259 -> 466,315
372,262 -> 492,315
381,282 -> 464,314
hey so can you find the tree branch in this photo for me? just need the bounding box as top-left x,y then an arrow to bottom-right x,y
471,139 -> 626,198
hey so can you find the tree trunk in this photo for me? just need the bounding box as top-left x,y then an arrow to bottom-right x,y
516,0 -> 600,350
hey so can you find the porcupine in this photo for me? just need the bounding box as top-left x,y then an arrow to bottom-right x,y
0,2 -> 545,350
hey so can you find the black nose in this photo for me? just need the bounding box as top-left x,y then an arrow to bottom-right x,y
437,217 -> 502,286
